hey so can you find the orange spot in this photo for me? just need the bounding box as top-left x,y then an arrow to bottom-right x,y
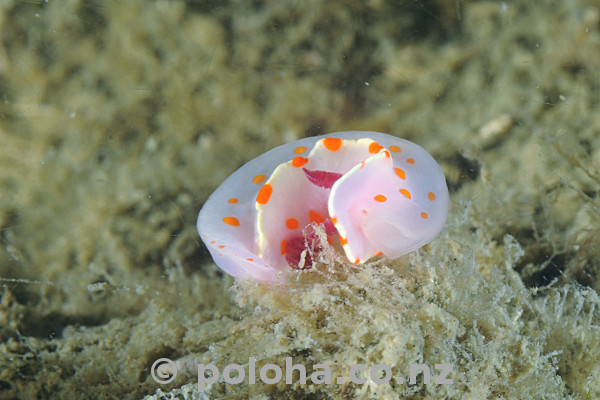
389,145 -> 401,152
294,146 -> 307,154
228,198 -> 238,204
252,174 -> 266,184
323,137 -> 342,151
353,258 -> 360,264
246,258 -> 254,261
210,240 -> 216,244
361,209 -> 368,215
223,216 -> 240,226
331,216 -> 338,224
368,142 -> 384,153
327,237 -> 333,244
339,235 -> 348,245
376,251 -> 383,256
292,156 -> 309,168
428,192 -> 436,201
309,210 -> 325,224
280,239 -> 287,255
399,189 -> 412,199
359,161 -> 366,169
395,168 -> 406,179
406,158 -> 415,165
421,212 -> 429,219
374,194 -> 387,202
286,218 -> 299,229
256,184 -> 273,204
218,245 -> 226,249
383,150 -> 391,158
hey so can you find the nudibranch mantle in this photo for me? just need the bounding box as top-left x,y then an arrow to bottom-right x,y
197,131 -> 449,282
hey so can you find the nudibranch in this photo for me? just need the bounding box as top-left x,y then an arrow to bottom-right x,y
197,131 -> 449,282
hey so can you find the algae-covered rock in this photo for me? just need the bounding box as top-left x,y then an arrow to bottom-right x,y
0,0 -> 599,399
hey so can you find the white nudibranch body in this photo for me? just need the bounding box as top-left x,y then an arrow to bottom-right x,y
197,131 -> 449,282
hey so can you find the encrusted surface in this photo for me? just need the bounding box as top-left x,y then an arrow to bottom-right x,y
0,0 -> 599,399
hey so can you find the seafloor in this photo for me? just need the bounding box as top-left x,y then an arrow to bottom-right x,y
1,0 -> 599,399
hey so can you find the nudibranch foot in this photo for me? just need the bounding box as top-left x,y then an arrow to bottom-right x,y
197,131 -> 449,282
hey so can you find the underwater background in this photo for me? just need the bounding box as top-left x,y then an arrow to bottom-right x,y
1,0 -> 599,399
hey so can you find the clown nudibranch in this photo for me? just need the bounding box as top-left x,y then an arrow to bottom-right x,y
197,131 -> 449,282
